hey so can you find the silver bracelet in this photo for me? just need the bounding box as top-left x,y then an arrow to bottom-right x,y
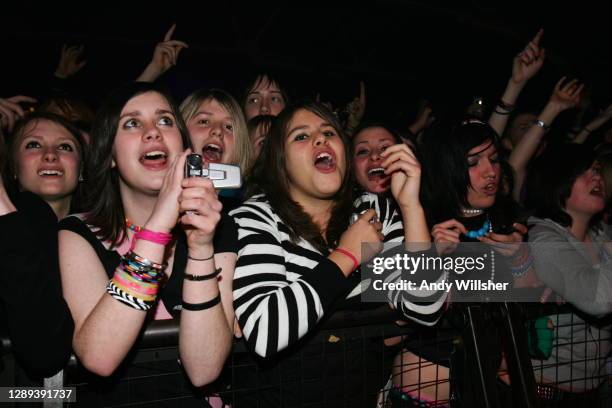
534,120 -> 550,131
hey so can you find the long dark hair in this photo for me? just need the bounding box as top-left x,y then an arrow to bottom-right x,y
526,143 -> 597,227
6,111 -> 88,212
422,118 -> 510,225
252,101 -> 353,252
84,82 -> 190,246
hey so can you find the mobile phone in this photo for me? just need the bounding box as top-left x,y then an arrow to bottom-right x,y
184,154 -> 242,189
492,223 -> 516,235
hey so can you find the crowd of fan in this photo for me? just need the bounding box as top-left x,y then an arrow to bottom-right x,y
0,26 -> 611,407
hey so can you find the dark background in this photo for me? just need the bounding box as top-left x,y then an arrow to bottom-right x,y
1,1 -> 610,127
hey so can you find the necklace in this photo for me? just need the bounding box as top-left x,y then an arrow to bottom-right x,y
125,218 -> 142,233
464,216 -> 491,239
461,207 -> 484,216
463,215 -> 496,282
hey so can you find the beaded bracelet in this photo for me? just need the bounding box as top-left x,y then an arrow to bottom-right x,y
509,247 -> 534,278
509,255 -> 534,278
122,258 -> 165,284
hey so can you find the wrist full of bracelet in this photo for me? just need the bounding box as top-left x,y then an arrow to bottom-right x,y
106,277 -> 156,312
106,250 -> 168,310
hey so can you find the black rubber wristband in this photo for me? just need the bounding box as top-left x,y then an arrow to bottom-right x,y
184,267 -> 222,281
181,293 -> 221,311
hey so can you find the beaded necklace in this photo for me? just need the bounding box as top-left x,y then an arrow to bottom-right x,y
461,207 -> 484,216
462,214 -> 496,282
125,218 -> 142,233
464,216 -> 492,239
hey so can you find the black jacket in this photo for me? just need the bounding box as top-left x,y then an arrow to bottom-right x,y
0,192 -> 74,378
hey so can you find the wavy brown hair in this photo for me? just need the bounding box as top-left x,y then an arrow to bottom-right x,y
251,101 -> 354,252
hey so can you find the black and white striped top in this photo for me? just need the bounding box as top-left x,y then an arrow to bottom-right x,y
230,192 -> 447,358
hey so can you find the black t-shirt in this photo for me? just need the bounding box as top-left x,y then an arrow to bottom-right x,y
0,192 -> 74,378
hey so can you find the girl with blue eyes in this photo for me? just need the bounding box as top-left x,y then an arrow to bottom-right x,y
57,82 -> 234,394
8,112 -> 85,219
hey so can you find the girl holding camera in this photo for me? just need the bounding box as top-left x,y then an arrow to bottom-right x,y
58,82 -> 234,390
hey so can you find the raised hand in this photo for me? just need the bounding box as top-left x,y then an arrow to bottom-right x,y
409,102 -> 435,136
315,93 -> 337,116
380,144 -> 422,210
54,44 -> 87,79
345,81 -> 366,132
0,95 -> 37,133
432,219 -> 467,255
179,175 -> 223,252
575,102 -> 612,143
512,29 -> 545,84
137,24 -> 189,82
600,103 -> 612,119
549,77 -> 584,112
336,208 -> 383,267
144,150 -> 188,233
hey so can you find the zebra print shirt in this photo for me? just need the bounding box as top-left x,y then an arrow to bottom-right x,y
229,192 -> 447,358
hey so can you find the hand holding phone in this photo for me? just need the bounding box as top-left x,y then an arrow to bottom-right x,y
184,153 -> 242,189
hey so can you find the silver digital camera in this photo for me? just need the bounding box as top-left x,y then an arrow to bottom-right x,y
184,154 -> 242,189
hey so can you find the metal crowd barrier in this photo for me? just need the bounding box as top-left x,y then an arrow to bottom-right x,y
0,304 -> 610,407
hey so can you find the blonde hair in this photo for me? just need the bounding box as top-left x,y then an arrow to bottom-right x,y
180,89 -> 252,175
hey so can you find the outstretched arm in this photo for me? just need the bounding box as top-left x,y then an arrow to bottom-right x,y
574,103 -> 612,144
509,77 -> 583,201
54,44 -> 87,79
136,24 -> 189,82
489,29 -> 545,136
344,81 -> 366,135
